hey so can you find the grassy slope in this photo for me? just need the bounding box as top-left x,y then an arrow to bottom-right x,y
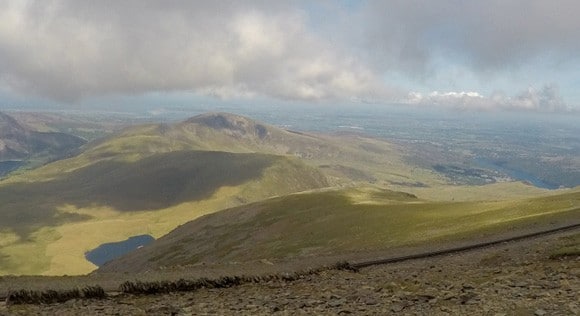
0,152 -> 327,275
0,113 -> 346,275
98,187 -> 580,273
0,113 -> 558,275
10,113 -> 439,187
6,112 -> 548,200
395,181 -> 555,202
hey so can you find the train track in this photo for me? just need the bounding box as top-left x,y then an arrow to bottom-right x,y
351,222 -> 580,269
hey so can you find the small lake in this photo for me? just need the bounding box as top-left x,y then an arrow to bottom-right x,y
0,160 -> 25,177
85,234 -> 155,267
474,158 -> 560,190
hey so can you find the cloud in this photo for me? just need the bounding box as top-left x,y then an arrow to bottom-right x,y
358,0 -> 580,74
406,84 -> 572,112
0,0 -> 578,111
511,85 -> 569,112
0,0 -> 392,102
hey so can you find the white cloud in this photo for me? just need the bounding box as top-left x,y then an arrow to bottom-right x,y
511,85 -> 569,112
0,1 -> 578,112
0,0 -> 392,102
406,84 -> 571,112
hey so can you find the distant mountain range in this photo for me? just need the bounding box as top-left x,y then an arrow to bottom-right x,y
0,112 -> 86,168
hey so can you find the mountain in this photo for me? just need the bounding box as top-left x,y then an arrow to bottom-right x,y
97,187 -> 580,273
0,112 -> 86,172
0,112 -> 556,275
0,113 -> 350,275
24,112 -> 437,188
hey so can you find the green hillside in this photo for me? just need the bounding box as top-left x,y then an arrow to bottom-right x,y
98,187 -> 580,273
0,113 -> 344,276
0,150 -> 327,234
0,150 -> 327,275
12,112 -> 439,188
0,112 -> 559,275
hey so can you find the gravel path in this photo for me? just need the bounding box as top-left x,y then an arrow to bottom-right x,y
2,230 -> 578,315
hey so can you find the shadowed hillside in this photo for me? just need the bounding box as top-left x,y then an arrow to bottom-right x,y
0,113 -> 335,275
0,112 -> 560,275
0,151 -> 328,238
0,112 -> 86,173
98,187 -> 580,273
19,112 -> 434,188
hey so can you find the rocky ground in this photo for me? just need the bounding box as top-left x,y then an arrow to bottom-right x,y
2,230 -> 579,315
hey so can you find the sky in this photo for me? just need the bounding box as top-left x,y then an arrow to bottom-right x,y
0,0 -> 579,113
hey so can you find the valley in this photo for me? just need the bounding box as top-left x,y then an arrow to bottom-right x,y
2,3 -> 580,314
0,110 -> 577,315
0,112 -> 435,275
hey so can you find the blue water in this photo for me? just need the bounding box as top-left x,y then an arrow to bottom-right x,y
0,160 -> 25,177
85,234 -> 155,266
474,158 -> 560,190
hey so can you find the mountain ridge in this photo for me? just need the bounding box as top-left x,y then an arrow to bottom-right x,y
0,112 -> 340,275
0,112 -> 557,276
98,187 -> 580,273
0,111 -> 86,166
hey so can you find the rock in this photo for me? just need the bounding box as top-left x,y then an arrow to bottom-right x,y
442,292 -> 457,300
357,306 -> 368,312
270,305 -> 282,312
459,293 -> 478,304
416,294 -> 436,303
145,305 -> 181,315
514,281 -> 529,287
328,299 -> 345,308
391,303 -> 405,312
462,284 -> 475,290
304,299 -> 322,307
534,309 -> 547,316
440,306 -> 452,313
260,259 -> 274,265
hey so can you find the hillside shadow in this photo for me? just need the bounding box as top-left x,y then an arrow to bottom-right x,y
0,150 -> 277,237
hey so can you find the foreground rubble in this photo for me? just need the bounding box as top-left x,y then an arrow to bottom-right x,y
2,231 -> 578,315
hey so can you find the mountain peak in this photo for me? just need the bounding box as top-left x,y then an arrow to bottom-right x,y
0,111 -> 86,162
184,112 -> 270,139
